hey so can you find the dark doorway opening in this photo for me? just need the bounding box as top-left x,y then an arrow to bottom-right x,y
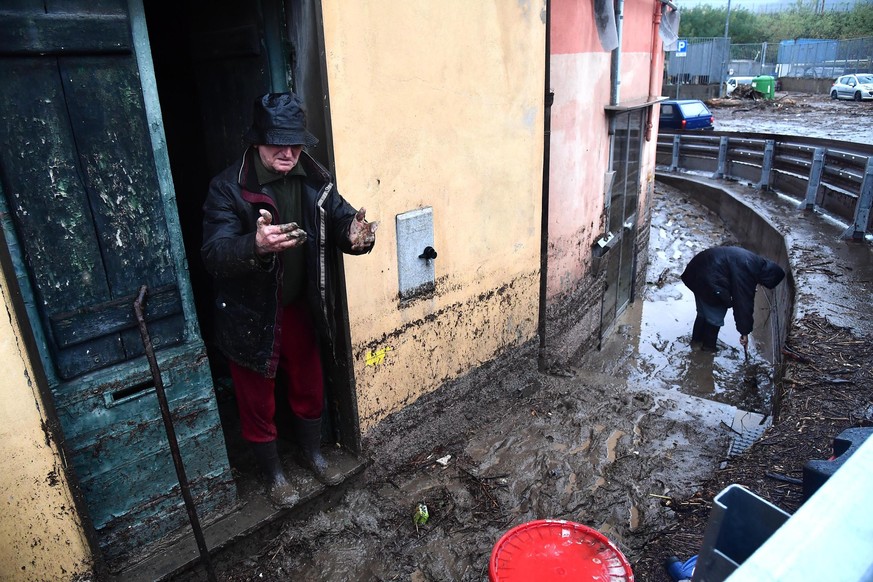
144,1 -> 246,476
142,0 -> 362,490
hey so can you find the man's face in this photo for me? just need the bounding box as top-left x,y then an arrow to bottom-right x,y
257,144 -> 304,174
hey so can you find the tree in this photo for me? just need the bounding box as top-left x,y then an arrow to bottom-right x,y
678,1 -> 873,42
677,6 -> 764,43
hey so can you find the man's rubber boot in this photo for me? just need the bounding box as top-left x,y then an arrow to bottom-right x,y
691,316 -> 706,345
701,322 -> 720,352
293,416 -> 343,486
250,440 -> 299,508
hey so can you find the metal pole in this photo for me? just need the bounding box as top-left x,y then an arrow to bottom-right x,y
758,140 -> 775,191
720,0 -> 732,97
676,53 -> 684,99
134,285 -> 217,582
671,134 -> 681,172
537,0 -> 552,372
844,157 -> 873,240
713,135 -> 730,180
803,148 -> 827,211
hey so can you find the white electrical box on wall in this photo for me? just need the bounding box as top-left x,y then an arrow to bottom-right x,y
396,207 -> 436,300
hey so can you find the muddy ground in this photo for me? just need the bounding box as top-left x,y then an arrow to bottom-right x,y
184,94 -> 872,582
709,90 -> 873,144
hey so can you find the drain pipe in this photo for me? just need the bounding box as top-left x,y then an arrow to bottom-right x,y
537,0 -> 553,372
604,0 -> 624,237
646,0 -> 665,142
606,0 -> 625,166
610,0 -> 625,108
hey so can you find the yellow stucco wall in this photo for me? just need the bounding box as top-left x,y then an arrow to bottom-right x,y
320,1 -> 547,431
0,272 -> 91,579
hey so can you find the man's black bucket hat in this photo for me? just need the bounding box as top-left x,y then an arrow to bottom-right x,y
243,92 -> 318,147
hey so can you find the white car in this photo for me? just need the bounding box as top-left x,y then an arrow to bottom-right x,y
830,74 -> 873,101
725,76 -> 755,96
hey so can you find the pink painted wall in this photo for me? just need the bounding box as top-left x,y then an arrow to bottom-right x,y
548,0 -> 664,300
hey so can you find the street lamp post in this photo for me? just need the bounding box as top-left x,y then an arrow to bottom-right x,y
720,0 -> 732,97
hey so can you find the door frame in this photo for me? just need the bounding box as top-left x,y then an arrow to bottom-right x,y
139,0 -> 362,453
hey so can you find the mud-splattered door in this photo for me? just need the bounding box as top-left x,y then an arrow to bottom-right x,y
0,0 -> 235,571
600,109 -> 644,342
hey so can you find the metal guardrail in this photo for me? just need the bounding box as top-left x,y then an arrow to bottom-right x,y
656,131 -> 873,239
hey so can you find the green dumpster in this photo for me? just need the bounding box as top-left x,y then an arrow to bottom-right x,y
752,75 -> 776,100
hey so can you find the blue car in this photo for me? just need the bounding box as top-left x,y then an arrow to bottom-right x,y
659,99 -> 714,131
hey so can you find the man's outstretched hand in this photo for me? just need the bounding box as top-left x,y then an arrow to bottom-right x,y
349,207 -> 378,251
255,209 -> 307,255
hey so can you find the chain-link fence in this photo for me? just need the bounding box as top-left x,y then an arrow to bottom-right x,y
728,42 -> 778,76
776,36 -> 873,78
665,37 -> 729,85
665,35 -> 872,85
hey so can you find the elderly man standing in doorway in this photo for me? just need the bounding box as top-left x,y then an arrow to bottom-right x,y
201,92 -> 377,507
681,245 -> 785,352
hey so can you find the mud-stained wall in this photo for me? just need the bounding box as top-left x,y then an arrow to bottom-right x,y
547,0 -> 663,343
320,2 -> 546,431
0,271 -> 91,579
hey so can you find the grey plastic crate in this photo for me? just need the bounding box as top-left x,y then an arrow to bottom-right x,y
803,427 -> 873,501
692,484 -> 791,582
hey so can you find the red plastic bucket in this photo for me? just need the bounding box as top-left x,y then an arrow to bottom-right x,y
489,520 -> 634,581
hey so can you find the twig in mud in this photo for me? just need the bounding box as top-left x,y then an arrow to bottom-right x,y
478,483 -> 499,508
402,516 -> 442,549
269,540 -> 285,562
758,434 -> 784,445
719,420 -> 742,436
821,378 -> 854,385
458,466 -> 509,481
481,474 -> 510,481
459,466 -> 502,508
765,472 -> 803,485
782,346 -> 812,364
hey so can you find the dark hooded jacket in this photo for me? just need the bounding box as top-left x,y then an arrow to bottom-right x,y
681,246 -> 785,334
201,148 -> 370,377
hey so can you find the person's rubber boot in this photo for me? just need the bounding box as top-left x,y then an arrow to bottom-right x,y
691,316 -> 706,345
701,322 -> 720,352
250,440 -> 299,508
292,417 -> 343,486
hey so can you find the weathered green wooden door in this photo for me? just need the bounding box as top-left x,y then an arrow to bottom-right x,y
0,0 -> 235,570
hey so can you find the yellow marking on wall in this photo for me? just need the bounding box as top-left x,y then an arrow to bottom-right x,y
365,346 -> 393,366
